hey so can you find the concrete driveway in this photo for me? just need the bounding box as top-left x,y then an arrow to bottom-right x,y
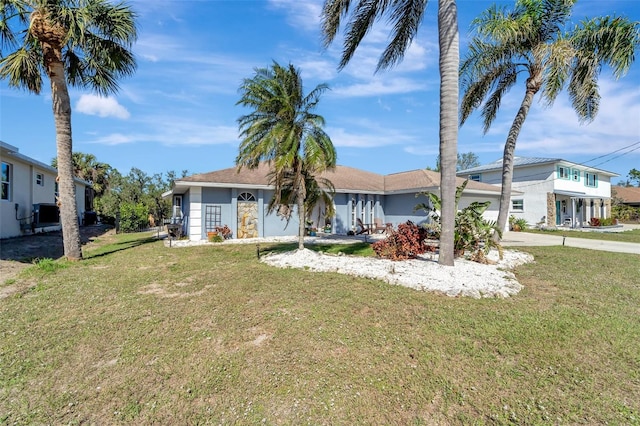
502,225 -> 640,254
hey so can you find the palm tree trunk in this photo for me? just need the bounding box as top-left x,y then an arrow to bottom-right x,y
437,0 -> 459,266
49,60 -> 83,260
295,161 -> 306,250
297,197 -> 305,250
494,86 -> 537,241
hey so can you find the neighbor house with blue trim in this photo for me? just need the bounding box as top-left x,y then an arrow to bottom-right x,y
458,157 -> 617,229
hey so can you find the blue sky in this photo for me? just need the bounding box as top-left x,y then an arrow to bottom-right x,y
1,0 -> 639,183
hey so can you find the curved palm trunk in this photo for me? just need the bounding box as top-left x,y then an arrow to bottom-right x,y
297,197 -> 306,250
494,82 -> 539,242
437,0 -> 459,266
49,60 -> 83,260
295,161 -> 307,250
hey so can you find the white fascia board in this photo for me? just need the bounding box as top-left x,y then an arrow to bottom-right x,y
462,189 -> 509,197
333,188 -> 385,195
383,187 -> 439,195
173,181 -> 273,191
2,143 -> 90,187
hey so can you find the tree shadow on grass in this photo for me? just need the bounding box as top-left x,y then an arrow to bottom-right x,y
84,236 -> 159,259
0,224 -> 116,264
257,241 -> 374,258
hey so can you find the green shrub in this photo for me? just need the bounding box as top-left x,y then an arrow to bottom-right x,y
208,234 -> 224,243
509,215 -> 528,231
600,217 -> 615,226
119,202 -> 149,233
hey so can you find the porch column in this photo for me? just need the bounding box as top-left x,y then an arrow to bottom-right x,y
546,193 -> 555,226
189,187 -> 202,241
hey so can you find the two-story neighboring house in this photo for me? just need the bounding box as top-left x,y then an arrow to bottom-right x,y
1,141 -> 92,239
458,157 -> 617,229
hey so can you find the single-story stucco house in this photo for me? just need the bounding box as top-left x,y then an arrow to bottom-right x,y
612,185 -> 640,208
458,157 -> 617,228
164,162 -> 517,241
1,141 -> 93,239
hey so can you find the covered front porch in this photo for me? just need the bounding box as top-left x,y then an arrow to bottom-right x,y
551,190 -> 611,229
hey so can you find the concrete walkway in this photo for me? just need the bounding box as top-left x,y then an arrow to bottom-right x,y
502,225 -> 640,255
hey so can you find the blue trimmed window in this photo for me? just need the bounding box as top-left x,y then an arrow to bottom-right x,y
571,169 -> 580,182
584,172 -> 598,187
469,174 -> 481,182
557,165 -> 570,179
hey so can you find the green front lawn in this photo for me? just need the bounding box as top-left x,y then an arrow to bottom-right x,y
1,232 -> 638,424
524,227 -> 640,243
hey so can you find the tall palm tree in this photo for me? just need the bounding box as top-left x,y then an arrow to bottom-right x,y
460,0 -> 639,240
236,62 -> 337,250
321,0 -> 460,266
1,0 -> 137,260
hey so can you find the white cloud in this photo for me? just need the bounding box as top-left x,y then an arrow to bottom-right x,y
332,77 -> 430,97
459,77 -> 640,165
267,0 -> 322,32
297,58 -> 338,81
89,133 -> 134,146
85,116 -> 238,147
75,94 -> 130,119
512,79 -> 640,155
327,123 -> 416,148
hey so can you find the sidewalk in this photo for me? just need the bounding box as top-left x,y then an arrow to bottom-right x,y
502,226 -> 640,254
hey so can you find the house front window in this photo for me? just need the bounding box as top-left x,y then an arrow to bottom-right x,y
511,199 -> 524,211
571,169 -> 580,182
1,162 -> 11,200
350,197 -> 356,230
469,174 -> 481,182
172,195 -> 183,220
204,204 -> 222,232
36,172 -> 44,186
557,166 -> 570,180
585,172 -> 598,187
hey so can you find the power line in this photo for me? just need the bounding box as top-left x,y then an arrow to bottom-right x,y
579,140 -> 640,167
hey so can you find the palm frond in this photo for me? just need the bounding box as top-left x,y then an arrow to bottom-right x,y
0,45 -> 43,93
377,0 -> 426,71
321,0 -> 352,47
540,35 -> 573,104
572,15 -> 639,79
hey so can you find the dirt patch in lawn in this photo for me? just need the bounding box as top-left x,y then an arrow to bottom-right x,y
0,224 -> 114,283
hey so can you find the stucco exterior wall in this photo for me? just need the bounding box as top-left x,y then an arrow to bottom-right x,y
1,153 -> 61,239
384,193 -> 430,227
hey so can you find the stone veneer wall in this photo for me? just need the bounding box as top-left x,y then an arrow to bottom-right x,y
546,193 -> 556,226
237,201 -> 259,238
